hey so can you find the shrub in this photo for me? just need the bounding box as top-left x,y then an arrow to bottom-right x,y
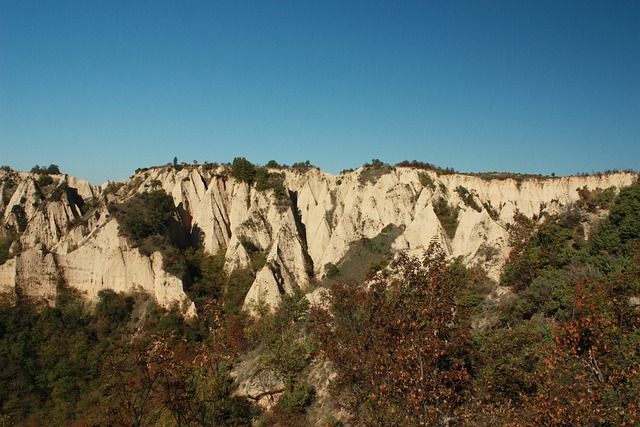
1,176 -> 18,205
31,164 -> 60,174
231,157 -> 257,183
358,159 -> 393,185
419,171 -> 436,191
107,189 -> 188,277
456,186 -> 482,212
501,219 -> 574,291
103,181 -> 124,195
483,201 -> 500,220
265,160 -> 283,168
11,205 -> 27,232
109,190 -> 175,245
224,267 -> 256,314
433,197 -> 459,238
291,160 -> 314,173
201,162 -> 216,171
589,182 -> 640,267
254,169 -> 289,208
576,186 -> 617,212
96,289 -> 135,326
313,247 -> 474,426
395,160 -> 456,174
36,174 -> 54,188
48,182 -> 70,202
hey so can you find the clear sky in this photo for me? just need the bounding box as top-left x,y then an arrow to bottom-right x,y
1,1 -> 639,184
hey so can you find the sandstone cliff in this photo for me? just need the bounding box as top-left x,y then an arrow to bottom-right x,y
0,165 -> 636,312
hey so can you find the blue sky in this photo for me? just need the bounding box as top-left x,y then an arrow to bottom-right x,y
1,1 -> 639,184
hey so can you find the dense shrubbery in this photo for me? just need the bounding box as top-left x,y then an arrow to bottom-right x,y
1,174 -> 18,206
358,159 -> 393,185
418,171 -> 436,190
108,189 -> 191,277
433,196 -> 459,238
577,185 -> 617,212
245,292 -> 316,426
395,159 -> 456,174
3,168 -> 639,425
229,158 -> 290,209
310,181 -> 640,426
456,185 -> 482,212
0,288 -> 255,426
109,189 -> 175,245
230,157 -> 257,183
291,160 -> 314,173
30,164 -> 61,175
465,181 -> 640,426
11,205 -> 27,232
255,168 -> 288,206
589,183 -> 640,264
313,245 -> 482,426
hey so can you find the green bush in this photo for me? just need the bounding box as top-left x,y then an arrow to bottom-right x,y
108,189 -> 187,277
589,182 -> 640,265
11,205 -> 27,232
324,263 -> 339,278
31,164 -> 61,175
501,219 -> 574,291
96,289 -> 135,326
254,169 -> 288,206
231,157 -> 257,183
577,186 -> 616,212
109,189 -> 175,245
456,186 -> 482,212
265,160 -> 283,169
291,160 -> 315,173
433,197 -> 459,238
224,267 -> 256,314
358,159 -> 393,185
36,174 -> 54,188
184,248 -> 226,309
482,201 -> 500,220
395,159 -> 456,174
277,383 -> 316,413
418,171 -> 436,191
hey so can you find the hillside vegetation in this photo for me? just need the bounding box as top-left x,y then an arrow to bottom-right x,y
1,173 -> 638,425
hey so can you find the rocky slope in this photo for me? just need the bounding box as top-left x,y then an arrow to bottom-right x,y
0,165 -> 636,312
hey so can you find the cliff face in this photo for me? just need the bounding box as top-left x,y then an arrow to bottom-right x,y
0,166 -> 636,312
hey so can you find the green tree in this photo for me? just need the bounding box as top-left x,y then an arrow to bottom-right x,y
589,182 -> 640,271
231,157 -> 257,183
109,189 -> 175,245
313,244 -> 473,426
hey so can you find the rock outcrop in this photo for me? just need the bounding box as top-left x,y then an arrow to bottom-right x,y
0,165 -> 636,313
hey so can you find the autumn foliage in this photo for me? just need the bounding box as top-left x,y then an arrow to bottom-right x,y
1,181 -> 639,426
313,244 -> 475,426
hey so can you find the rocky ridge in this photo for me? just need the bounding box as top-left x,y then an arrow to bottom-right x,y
0,165 -> 636,312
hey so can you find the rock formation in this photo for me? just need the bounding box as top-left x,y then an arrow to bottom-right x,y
0,164 -> 636,313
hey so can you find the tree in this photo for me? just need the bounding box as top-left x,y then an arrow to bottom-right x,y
30,164 -> 60,174
109,189 -> 175,245
231,157 -> 257,183
590,182 -> 640,269
265,160 -> 281,168
506,272 -> 640,426
313,244 -> 473,426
